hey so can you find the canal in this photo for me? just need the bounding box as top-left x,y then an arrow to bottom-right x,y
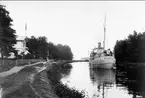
61,62 -> 145,98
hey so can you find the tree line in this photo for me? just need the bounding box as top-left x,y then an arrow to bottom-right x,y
0,4 -> 73,60
114,31 -> 145,63
24,36 -> 73,60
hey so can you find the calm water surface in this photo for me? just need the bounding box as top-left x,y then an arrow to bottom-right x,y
61,62 -> 145,98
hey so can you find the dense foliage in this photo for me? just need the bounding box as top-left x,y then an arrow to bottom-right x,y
114,31 -> 145,63
25,36 -> 49,59
55,44 -> 73,60
25,36 -> 73,60
0,5 -> 17,58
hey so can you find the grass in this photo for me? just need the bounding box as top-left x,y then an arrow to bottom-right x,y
29,72 -> 59,98
47,62 -> 85,98
2,81 -> 40,98
1,62 -> 47,98
0,59 -> 43,72
1,67 -> 39,98
55,82 -> 85,98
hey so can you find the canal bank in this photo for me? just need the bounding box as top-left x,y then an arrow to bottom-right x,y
0,61 -> 57,98
0,60 -> 86,98
47,62 -> 85,98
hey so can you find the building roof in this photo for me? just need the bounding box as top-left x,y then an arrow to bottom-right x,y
16,36 -> 26,41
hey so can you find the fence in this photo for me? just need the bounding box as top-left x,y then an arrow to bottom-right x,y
0,59 -> 44,72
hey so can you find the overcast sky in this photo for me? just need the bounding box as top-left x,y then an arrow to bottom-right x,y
1,1 -> 145,59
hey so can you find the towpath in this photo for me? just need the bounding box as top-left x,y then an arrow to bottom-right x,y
0,59 -> 87,98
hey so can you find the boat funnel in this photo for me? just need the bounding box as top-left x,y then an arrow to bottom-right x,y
98,42 -> 101,48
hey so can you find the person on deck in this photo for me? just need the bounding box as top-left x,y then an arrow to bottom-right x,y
106,49 -> 113,56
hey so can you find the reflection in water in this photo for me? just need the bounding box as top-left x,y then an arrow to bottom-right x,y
116,64 -> 145,98
61,62 -> 145,98
90,69 -> 116,86
90,69 -> 116,98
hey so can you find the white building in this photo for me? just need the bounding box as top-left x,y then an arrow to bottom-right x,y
8,36 -> 29,58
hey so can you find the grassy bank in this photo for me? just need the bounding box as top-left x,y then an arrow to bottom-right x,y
47,62 -> 85,98
0,59 -> 44,72
2,81 -> 39,98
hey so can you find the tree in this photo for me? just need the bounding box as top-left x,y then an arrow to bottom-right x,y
37,36 -> 49,59
114,31 -> 145,63
0,5 -> 17,58
26,36 -> 38,58
56,44 -> 73,60
26,36 -> 49,59
47,42 -> 59,60
26,36 -> 73,60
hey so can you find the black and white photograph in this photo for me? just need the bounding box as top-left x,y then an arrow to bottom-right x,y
0,1 -> 145,98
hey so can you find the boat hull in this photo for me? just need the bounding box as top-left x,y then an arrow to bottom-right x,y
89,56 -> 116,69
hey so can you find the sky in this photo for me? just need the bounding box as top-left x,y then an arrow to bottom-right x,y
1,1 -> 145,59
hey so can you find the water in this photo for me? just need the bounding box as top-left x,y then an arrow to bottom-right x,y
61,62 -> 145,98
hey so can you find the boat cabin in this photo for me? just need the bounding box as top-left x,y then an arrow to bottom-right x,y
90,42 -> 113,59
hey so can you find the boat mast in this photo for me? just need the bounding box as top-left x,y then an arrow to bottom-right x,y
103,13 -> 106,50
